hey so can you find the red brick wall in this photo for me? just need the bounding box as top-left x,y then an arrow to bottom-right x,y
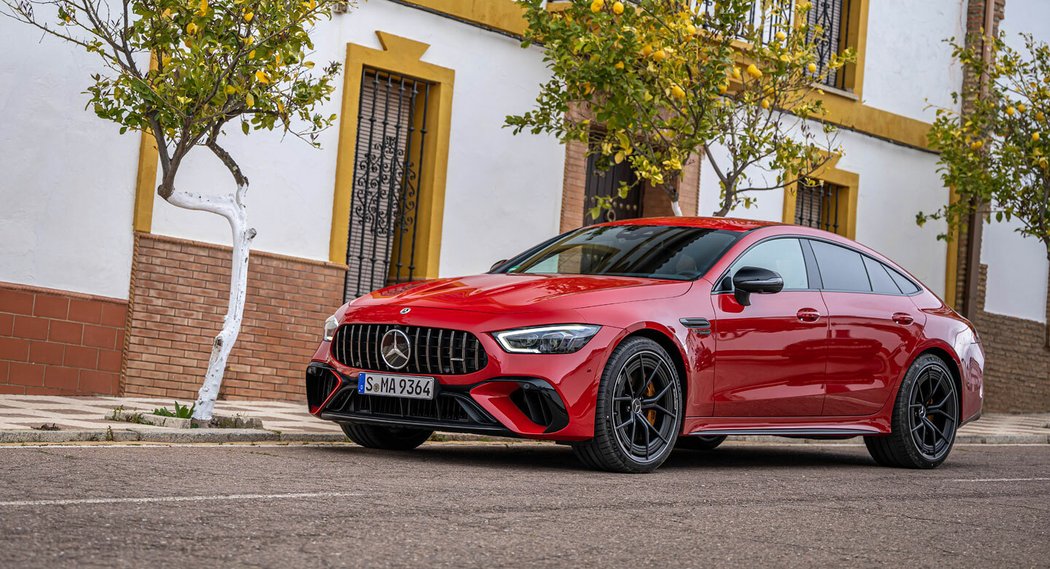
0,282 -> 125,395
123,233 -> 346,401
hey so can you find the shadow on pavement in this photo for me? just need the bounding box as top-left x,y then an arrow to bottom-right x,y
310,440 -> 877,471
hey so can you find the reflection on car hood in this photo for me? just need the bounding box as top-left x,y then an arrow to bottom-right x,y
351,274 -> 693,313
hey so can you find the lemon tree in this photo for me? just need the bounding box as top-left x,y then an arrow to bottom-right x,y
507,0 -> 851,218
924,34 -> 1050,258
2,0 -> 345,419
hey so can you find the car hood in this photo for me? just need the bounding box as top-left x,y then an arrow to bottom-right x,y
351,274 -> 693,314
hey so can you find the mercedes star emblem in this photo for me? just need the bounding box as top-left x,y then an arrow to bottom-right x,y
380,329 -> 411,369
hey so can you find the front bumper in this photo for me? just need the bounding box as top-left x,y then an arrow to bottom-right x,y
305,315 -> 622,441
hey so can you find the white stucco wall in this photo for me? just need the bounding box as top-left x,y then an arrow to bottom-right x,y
149,0 -> 565,277
0,18 -> 138,300
863,0 -> 965,121
698,129 -> 948,296
978,0 -> 1050,323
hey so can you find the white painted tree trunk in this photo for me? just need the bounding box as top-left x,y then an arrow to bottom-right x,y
670,200 -> 683,216
165,184 -> 255,421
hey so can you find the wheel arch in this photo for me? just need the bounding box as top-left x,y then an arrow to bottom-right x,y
616,325 -> 690,409
909,345 -> 963,405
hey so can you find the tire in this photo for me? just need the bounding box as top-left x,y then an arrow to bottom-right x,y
864,354 -> 959,469
572,337 -> 683,473
676,435 -> 727,451
341,423 -> 433,451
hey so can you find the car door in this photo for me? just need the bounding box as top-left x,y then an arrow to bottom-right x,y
808,240 -> 926,416
711,237 -> 829,417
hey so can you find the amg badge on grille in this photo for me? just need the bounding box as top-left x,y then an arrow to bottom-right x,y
380,329 -> 411,369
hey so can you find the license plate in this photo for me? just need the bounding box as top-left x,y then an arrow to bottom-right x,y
357,372 -> 436,400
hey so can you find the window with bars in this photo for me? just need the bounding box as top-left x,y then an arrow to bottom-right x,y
689,0 -> 855,90
343,68 -> 432,301
583,153 -> 643,225
794,179 -> 847,236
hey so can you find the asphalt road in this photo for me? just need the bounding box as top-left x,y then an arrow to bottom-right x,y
1,441 -> 1048,568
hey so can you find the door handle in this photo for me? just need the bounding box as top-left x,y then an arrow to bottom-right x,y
892,312 -> 914,325
796,308 -> 821,323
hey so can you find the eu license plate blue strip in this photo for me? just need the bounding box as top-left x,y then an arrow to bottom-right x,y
357,372 -> 366,394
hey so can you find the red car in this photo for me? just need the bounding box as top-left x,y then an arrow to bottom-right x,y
306,217 -> 984,473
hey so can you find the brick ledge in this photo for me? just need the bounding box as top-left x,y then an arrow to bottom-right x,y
136,232 -> 349,271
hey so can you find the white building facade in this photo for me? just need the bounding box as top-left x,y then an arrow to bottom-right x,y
0,0 -> 1045,410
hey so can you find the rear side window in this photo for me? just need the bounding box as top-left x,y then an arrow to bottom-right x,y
863,256 -> 901,295
886,266 -> 921,294
810,240 -> 871,292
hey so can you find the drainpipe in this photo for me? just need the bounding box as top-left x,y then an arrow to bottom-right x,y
961,0 -> 997,318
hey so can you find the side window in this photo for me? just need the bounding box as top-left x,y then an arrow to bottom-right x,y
728,238 -> 809,290
810,240 -> 871,292
886,265 -> 921,294
863,256 -> 901,295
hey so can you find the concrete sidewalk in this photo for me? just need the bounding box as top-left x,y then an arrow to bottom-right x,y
0,395 -> 1048,444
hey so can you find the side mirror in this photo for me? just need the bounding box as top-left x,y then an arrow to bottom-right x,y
732,266 -> 784,307
489,259 -> 508,272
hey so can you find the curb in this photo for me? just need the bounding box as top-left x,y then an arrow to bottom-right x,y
0,430 -> 1047,445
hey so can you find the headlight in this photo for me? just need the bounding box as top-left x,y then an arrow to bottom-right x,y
493,324 -> 601,354
323,315 -> 339,342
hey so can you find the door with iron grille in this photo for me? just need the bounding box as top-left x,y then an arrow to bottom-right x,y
583,153 -> 643,225
344,68 -> 432,301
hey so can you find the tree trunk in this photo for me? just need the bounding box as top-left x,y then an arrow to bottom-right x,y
669,200 -> 683,216
164,185 -> 255,421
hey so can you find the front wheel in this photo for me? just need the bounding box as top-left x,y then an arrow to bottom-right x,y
572,337 -> 683,473
864,354 -> 959,469
341,423 -> 433,451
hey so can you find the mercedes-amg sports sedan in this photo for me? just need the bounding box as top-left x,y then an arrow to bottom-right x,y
306,217 -> 984,473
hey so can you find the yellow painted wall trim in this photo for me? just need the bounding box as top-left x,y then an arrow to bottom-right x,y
943,187 -> 960,308
781,157 -> 860,241
133,131 -> 159,233
397,0 -> 527,36
328,31 -> 455,280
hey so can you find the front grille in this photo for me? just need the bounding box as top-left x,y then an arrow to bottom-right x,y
326,389 -> 497,426
331,324 -> 488,375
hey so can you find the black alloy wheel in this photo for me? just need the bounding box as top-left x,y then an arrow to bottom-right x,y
864,354 -> 959,468
573,337 -> 683,473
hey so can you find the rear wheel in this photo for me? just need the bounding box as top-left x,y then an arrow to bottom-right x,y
864,354 -> 959,468
341,423 -> 433,451
573,337 -> 683,473
676,435 -> 727,451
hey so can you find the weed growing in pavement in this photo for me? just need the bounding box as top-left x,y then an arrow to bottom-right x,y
152,401 -> 195,419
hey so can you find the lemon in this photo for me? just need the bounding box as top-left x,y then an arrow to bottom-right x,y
640,44 -> 653,57
244,11 -> 254,22
971,140 -> 984,150
1034,132 -> 1042,142
1018,103 -> 1027,113
612,1 -> 624,15
775,31 -> 787,41
591,0 -> 604,13
671,85 -> 686,100
652,49 -> 667,62
718,83 -> 728,94
687,24 -> 697,35
746,63 -> 762,78
807,62 -> 817,73
732,66 -> 741,80
761,98 -> 771,109
615,61 -> 624,70
1036,111 -> 1046,122
1006,106 -> 1016,116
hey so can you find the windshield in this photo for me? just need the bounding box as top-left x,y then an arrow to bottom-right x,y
500,225 -> 742,281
